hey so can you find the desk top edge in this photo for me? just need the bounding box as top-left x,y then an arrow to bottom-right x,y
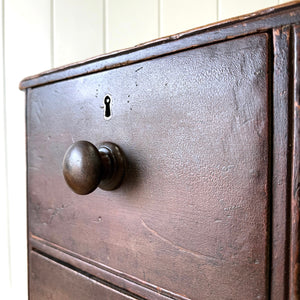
19,1 -> 300,90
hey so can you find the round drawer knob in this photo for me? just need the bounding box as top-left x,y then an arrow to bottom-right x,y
62,141 -> 126,195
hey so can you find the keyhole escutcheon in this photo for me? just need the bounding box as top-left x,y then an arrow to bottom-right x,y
104,95 -> 112,120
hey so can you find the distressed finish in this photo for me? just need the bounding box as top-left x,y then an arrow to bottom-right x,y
290,24 -> 300,300
21,2 -> 300,300
30,251 -> 136,299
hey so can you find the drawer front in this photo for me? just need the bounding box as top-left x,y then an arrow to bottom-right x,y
30,251 -> 135,300
27,33 -> 270,299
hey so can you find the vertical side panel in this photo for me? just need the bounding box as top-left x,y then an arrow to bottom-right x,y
105,0 -> 158,52
218,0 -> 277,20
160,0 -> 217,37
4,0 -> 52,299
290,24 -> 300,300
53,0 -> 104,67
271,26 -> 291,300
0,0 -> 11,296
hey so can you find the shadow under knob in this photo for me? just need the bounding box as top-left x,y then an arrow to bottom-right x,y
62,141 -> 126,195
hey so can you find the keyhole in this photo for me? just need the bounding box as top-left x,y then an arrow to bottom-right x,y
104,96 -> 111,119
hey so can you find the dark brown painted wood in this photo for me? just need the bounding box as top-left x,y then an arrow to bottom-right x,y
20,1 -> 300,90
30,236 -> 188,300
270,25 -> 291,300
30,251 -> 137,300
27,34 -> 270,299
22,2 -> 300,299
290,24 -> 300,300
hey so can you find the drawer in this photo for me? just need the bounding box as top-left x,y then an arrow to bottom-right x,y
27,33 -> 270,299
30,250 -> 136,300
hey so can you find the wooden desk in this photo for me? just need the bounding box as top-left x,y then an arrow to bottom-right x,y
21,2 -> 300,299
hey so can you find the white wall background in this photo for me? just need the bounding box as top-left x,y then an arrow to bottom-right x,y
0,0 -> 291,298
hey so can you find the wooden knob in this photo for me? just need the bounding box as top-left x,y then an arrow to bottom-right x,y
62,141 -> 126,195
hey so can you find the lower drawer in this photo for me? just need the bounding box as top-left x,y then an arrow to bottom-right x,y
29,251 -> 136,300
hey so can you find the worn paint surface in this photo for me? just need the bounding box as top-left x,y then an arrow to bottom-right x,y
22,2 -> 300,299
27,34 -> 269,299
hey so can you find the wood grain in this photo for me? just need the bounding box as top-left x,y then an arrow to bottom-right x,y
30,235 -> 188,300
27,33 -> 270,299
290,24 -> 300,300
20,1 -> 300,90
270,25 -> 291,300
5,1 -> 52,298
22,2 -> 300,299
30,251 -> 136,300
